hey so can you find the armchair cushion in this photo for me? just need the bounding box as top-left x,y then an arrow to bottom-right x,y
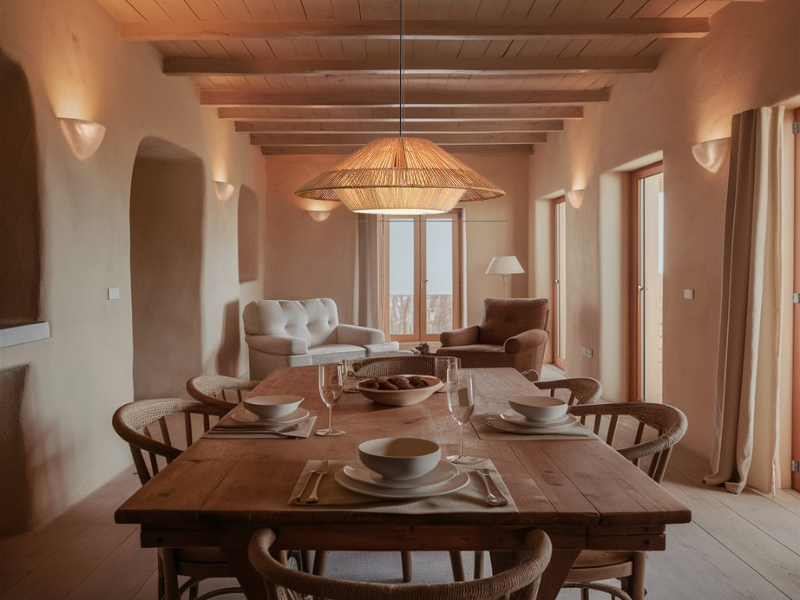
244,334 -> 308,356
336,324 -> 386,346
479,297 -> 549,345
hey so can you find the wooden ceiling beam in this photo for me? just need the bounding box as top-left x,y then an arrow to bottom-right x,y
250,133 -> 547,145
261,144 -> 536,156
201,89 -> 609,107
165,56 -> 655,76
235,121 -> 564,133
218,107 -> 584,120
121,18 -> 711,41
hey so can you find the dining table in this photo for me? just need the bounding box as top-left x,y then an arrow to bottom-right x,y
115,366 -> 692,600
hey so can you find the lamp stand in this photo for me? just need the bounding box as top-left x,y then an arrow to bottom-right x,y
502,274 -> 508,298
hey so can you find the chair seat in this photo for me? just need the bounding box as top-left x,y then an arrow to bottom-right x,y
308,344 -> 366,363
437,344 -> 505,354
572,550 -> 635,569
565,550 -> 635,583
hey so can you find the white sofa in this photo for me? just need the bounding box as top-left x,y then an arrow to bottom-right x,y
243,298 -> 400,379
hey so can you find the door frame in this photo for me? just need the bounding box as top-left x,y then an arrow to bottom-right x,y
551,196 -> 566,370
382,210 -> 463,342
629,162 -> 663,403
793,108 -> 800,491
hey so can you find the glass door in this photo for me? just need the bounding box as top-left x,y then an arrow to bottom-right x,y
631,164 -> 664,403
385,212 -> 462,342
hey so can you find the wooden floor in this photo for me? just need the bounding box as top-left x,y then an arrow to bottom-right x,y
1,429 -> 798,599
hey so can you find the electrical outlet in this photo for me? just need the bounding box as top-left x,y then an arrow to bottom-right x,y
683,289 -> 695,300
582,347 -> 593,358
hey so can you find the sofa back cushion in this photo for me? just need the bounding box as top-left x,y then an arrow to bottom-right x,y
243,298 -> 339,347
478,297 -> 549,345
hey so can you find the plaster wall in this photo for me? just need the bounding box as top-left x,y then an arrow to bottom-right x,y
526,0 -> 800,459
0,0 -> 266,528
262,154 -> 529,329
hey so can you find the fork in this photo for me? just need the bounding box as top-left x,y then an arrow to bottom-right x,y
304,460 -> 329,504
477,469 -> 508,506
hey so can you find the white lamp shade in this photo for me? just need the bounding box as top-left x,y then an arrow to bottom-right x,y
58,118 -> 106,161
485,255 -> 525,275
692,138 -> 731,173
307,210 -> 333,222
213,180 -> 235,202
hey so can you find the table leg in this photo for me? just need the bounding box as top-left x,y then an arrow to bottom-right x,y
220,544 -> 268,600
491,549 -> 580,600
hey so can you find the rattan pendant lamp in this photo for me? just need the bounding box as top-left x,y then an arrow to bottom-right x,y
294,2 -> 504,215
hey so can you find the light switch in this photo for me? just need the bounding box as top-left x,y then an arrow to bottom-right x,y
683,289 -> 695,300
108,287 -> 120,300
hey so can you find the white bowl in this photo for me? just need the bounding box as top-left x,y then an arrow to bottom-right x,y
357,376 -> 443,407
244,395 -> 303,420
508,395 -> 568,424
358,437 -> 441,481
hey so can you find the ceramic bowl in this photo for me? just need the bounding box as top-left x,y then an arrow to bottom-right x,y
357,376 -> 443,407
508,395 -> 568,424
358,437 -> 441,481
243,395 -> 304,420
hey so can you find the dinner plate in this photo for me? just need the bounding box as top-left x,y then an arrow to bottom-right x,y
487,414 -> 581,435
499,411 -> 578,430
232,407 -> 310,425
343,459 -> 459,489
334,469 -> 470,500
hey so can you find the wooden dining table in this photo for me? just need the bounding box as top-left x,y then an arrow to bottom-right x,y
116,366 -> 691,599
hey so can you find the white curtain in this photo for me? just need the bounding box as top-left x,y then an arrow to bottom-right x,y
704,106 -> 789,495
354,215 -> 384,330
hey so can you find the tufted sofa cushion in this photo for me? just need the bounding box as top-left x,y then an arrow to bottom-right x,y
243,298 -> 339,347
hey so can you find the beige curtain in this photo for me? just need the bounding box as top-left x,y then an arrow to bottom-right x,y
354,215 -> 384,330
704,106 -> 788,495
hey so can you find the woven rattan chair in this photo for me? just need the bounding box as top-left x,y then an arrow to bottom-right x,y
533,377 -> 603,406
563,583 -> 633,600
563,402 -> 688,599
112,398 -> 239,600
187,375 -> 261,412
248,528 -> 552,600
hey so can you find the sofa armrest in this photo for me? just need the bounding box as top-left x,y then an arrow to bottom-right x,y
504,329 -> 549,354
245,334 -> 308,356
440,325 -> 480,347
336,324 -> 385,346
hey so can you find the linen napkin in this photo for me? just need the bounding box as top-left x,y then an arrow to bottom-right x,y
287,459 -> 517,514
203,414 -> 317,439
473,415 -> 596,441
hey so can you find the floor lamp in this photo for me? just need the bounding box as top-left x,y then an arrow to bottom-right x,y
485,256 -> 525,298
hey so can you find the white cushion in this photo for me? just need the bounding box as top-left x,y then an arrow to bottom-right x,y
243,298 -> 339,347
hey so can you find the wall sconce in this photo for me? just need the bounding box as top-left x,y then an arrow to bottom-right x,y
307,210 -> 333,222
567,188 -> 585,209
213,180 -> 235,202
692,137 -> 731,173
58,118 -> 106,161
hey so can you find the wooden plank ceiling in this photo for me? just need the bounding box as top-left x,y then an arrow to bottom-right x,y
96,0 -> 756,156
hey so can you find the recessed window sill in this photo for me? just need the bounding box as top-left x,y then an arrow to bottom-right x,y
0,322 -> 51,349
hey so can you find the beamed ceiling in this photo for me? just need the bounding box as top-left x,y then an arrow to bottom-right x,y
96,0 -> 762,156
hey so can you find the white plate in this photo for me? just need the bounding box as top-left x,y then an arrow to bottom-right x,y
488,414 -> 580,434
343,459 -> 459,489
232,407 -> 310,425
334,469 -> 470,500
357,376 -> 443,407
500,411 -> 578,430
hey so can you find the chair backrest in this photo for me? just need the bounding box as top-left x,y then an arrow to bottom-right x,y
248,528 -> 552,600
478,297 -> 549,345
535,377 -> 603,406
569,403 -> 687,483
186,375 -> 260,411
243,298 -> 339,347
344,355 -> 439,378
112,398 -> 226,485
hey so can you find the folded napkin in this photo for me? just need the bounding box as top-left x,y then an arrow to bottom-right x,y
204,414 -> 317,439
287,459 -> 517,514
473,415 -> 596,441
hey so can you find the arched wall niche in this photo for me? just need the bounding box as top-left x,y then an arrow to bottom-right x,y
129,137 -> 204,399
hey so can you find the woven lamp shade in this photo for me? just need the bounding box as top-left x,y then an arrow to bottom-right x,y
295,137 -> 504,215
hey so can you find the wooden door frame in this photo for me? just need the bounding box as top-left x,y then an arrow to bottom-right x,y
551,197 -> 566,370
793,107 -> 800,491
629,162 -> 663,403
382,211 -> 463,343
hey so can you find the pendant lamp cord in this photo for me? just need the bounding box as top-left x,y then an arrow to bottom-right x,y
399,0 -> 404,138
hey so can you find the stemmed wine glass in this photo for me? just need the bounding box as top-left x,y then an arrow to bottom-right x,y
316,363 -> 344,436
445,367 -> 483,464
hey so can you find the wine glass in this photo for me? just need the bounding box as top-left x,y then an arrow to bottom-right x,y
316,363 -> 344,436
445,368 -> 483,464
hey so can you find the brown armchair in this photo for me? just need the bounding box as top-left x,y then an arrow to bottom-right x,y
436,297 -> 549,373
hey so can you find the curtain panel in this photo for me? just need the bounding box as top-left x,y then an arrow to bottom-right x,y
354,215 -> 384,331
704,106 -> 789,495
